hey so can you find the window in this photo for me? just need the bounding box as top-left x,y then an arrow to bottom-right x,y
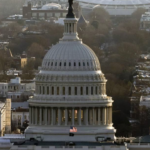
75,87 -> 77,95
47,87 -> 49,95
95,87 -> 98,95
40,86 -> 41,94
52,87 -> 54,95
48,62 -> 50,66
81,87 -> 83,95
91,87 -> 93,95
60,62 -> 61,66
55,62 -> 57,66
43,86 -> 45,94
51,62 -> 53,66
86,87 -> 88,95
57,87 -> 59,95
79,62 -> 81,66
74,62 -> 76,66
64,62 -> 66,66
69,62 -> 71,66
87,62 -> 89,66
83,62 -> 85,66
63,87 -> 65,95
69,87 -> 71,95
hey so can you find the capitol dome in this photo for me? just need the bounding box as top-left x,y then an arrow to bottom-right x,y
42,42 -> 101,71
41,3 -> 61,10
26,1 -> 115,142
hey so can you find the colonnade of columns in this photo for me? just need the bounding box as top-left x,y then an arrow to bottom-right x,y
29,106 -> 112,126
36,84 -> 106,96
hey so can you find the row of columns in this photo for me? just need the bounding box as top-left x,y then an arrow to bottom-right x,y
64,23 -> 76,33
29,107 -> 112,126
36,84 -> 106,96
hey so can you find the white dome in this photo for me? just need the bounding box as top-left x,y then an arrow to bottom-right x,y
41,41 -> 101,71
41,3 -> 61,10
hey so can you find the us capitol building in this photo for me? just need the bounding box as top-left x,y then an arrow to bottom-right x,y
0,1 -> 130,150
25,0 -> 115,142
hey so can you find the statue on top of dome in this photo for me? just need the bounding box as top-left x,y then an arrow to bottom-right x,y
66,0 -> 75,18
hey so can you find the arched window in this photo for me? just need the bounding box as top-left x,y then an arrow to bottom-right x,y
57,87 -> 59,95
51,62 -> 53,66
74,62 -> 76,66
75,87 -> 77,95
91,87 -> 93,95
79,62 -> 81,66
69,87 -> 71,95
83,62 -> 85,66
47,86 -> 49,95
43,86 -> 45,94
86,87 -> 88,95
95,87 -> 98,95
60,62 -> 61,66
52,87 -> 54,95
64,62 -> 66,66
69,62 -> 71,66
63,87 -> 65,95
81,87 -> 83,95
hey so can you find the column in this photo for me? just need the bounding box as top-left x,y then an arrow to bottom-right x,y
71,86 -> 74,95
106,107 -> 109,125
40,107 -> 42,125
48,108 -> 51,125
65,108 -> 68,126
72,108 -> 74,126
49,86 -> 51,95
29,107 -> 31,125
32,107 -> 34,124
78,108 -> 81,126
84,108 -> 86,125
98,108 -> 101,125
58,108 -> 61,125
110,107 -> 112,124
86,108 -> 88,126
89,85 -> 91,95
102,107 -> 106,125
41,85 -> 43,94
65,86 -> 68,95
35,107 -> 37,125
60,86 -> 62,95
53,108 -> 56,125
92,108 -> 95,125
45,107 -> 48,125
89,108 -> 92,125
51,108 -> 53,125
54,86 -> 57,95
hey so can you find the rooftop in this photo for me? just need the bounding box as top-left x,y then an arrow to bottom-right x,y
76,0 -> 150,5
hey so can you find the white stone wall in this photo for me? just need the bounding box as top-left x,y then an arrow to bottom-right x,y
0,83 -> 8,96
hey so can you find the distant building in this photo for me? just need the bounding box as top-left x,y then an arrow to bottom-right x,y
0,99 -> 11,136
0,77 -> 35,101
23,2 -> 79,20
140,11 -> 150,31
